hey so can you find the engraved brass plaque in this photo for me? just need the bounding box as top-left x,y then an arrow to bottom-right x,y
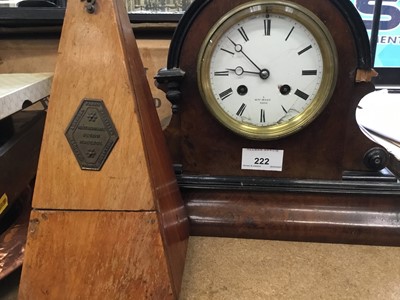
65,99 -> 118,171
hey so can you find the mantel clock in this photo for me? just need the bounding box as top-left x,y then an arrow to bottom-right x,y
156,0 -> 400,245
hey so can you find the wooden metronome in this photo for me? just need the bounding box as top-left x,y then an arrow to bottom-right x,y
19,0 -> 188,298
156,0 -> 400,245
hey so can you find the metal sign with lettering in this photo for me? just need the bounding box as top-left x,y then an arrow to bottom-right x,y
65,99 -> 118,171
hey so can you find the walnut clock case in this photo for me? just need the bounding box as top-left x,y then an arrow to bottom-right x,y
157,0 -> 400,245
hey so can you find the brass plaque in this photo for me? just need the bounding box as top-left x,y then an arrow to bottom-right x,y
65,99 -> 118,171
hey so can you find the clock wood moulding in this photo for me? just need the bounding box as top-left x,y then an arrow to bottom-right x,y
19,0 -> 189,298
156,0 -> 400,245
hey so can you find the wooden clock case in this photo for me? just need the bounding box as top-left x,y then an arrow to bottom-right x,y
156,0 -> 400,245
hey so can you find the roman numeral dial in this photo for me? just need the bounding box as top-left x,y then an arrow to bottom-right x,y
198,2 -> 338,140
219,88 -> 233,100
264,19 -> 271,36
238,27 -> 249,41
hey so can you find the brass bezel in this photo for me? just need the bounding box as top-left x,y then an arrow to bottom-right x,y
197,0 -> 338,140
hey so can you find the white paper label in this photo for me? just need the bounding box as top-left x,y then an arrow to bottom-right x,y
241,148 -> 284,171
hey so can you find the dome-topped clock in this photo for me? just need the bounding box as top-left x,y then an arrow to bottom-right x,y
156,0 -> 400,245
157,0 -> 377,180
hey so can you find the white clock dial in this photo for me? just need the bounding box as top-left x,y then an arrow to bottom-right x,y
198,1 -> 338,140
210,14 -> 323,126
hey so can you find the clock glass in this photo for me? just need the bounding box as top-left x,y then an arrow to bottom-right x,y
197,1 -> 338,140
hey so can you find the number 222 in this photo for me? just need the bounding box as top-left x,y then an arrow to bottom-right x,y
254,157 -> 270,165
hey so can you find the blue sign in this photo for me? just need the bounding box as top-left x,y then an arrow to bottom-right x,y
351,0 -> 400,68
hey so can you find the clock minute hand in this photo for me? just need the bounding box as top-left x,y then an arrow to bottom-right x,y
228,37 -> 261,71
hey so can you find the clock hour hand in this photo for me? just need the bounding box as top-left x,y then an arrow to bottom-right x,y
227,67 -> 259,76
228,38 -> 270,80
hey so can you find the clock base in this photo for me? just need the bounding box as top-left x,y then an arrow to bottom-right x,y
184,188 -> 400,246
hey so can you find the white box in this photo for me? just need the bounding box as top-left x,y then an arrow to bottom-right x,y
0,73 -> 53,120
